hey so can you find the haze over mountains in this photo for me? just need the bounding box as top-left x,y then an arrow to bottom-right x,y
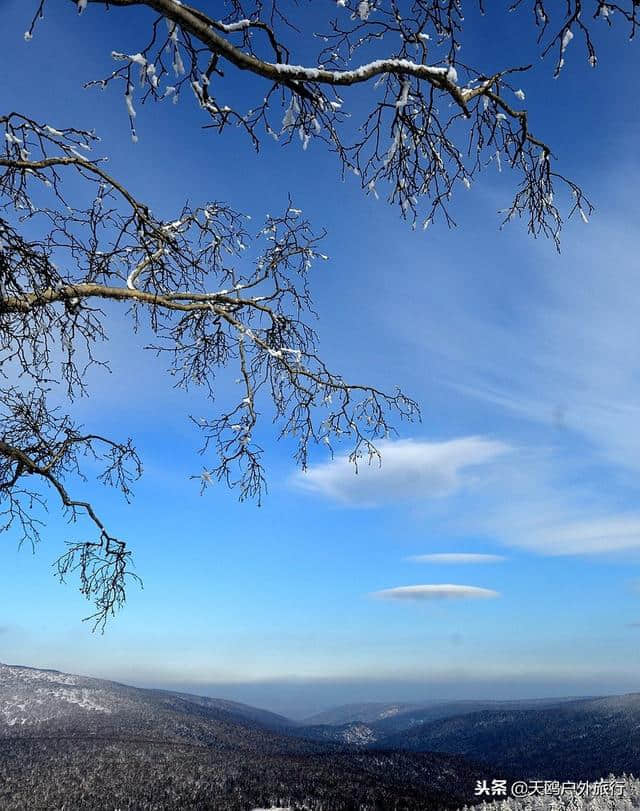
2,662 -> 640,809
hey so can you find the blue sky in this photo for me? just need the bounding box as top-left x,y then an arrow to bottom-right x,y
1,0 -> 640,717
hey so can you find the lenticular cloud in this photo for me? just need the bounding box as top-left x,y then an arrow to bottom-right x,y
407,553 -> 505,564
372,584 -> 500,601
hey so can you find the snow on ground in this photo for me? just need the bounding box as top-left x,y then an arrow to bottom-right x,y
378,705 -> 403,719
340,723 -> 376,745
0,686 -> 112,725
0,664 -> 78,686
0,663 -> 115,724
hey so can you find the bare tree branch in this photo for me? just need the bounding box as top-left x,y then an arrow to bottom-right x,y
0,387 -> 142,631
7,0 -> 636,622
0,111 -> 418,626
22,0 -> 627,240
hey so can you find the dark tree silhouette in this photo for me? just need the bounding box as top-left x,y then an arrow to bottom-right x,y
2,0 -> 636,625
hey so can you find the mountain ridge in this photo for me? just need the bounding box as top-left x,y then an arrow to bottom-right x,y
370,692 -> 640,780
0,661 -> 489,810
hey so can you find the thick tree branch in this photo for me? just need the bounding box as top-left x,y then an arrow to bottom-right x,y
38,0 -> 605,237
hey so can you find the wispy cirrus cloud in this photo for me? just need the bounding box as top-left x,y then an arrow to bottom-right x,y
407,553 -> 506,564
293,437 -> 510,506
506,515 -> 640,556
387,193 -> 640,475
295,433 -> 640,556
462,450 -> 640,556
371,584 -> 500,601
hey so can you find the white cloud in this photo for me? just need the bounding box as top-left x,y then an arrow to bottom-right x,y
512,515 -> 640,556
293,437 -> 509,506
428,448 -> 640,557
371,584 -> 500,601
296,433 -> 640,556
407,553 -> 506,564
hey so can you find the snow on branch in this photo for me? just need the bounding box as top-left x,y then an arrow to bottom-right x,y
0,111 -> 418,625
22,0 -> 627,240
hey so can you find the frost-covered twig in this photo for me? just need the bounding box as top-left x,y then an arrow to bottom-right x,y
24,0 -> 625,240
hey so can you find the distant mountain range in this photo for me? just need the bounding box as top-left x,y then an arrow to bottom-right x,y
296,694 -> 640,779
302,701 -> 428,726
374,694 -> 640,780
0,662 -> 486,810
2,661 -> 639,809
295,696 -> 594,745
0,662 -> 293,734
295,698 -> 575,745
